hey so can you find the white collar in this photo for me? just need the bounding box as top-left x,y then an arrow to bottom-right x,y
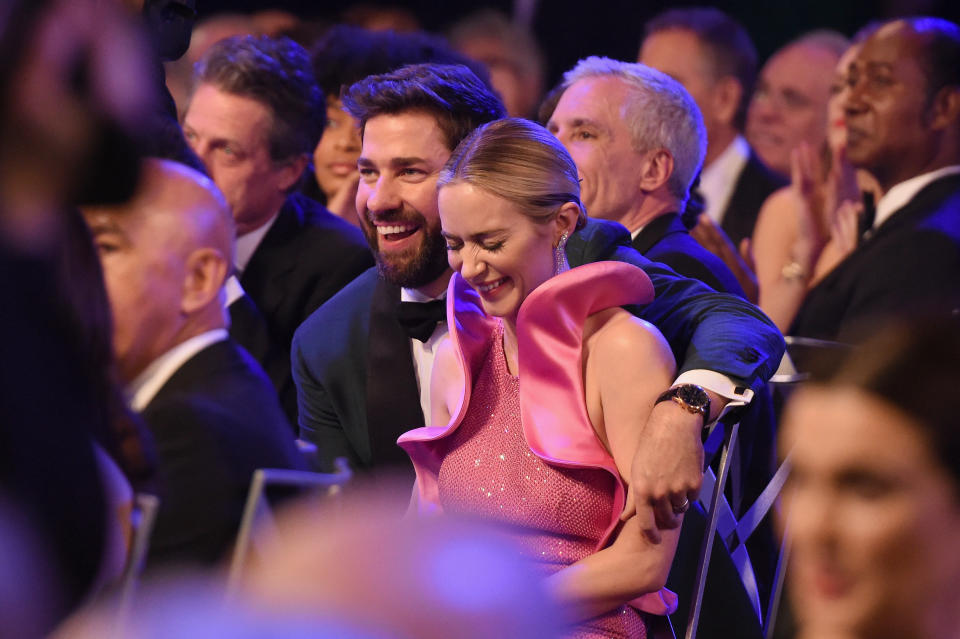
699,135 -> 751,226
235,212 -> 279,274
126,329 -> 229,412
875,165 -> 960,230
401,287 -> 446,303
224,274 -> 246,307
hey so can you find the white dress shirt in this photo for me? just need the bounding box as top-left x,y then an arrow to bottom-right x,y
700,135 -> 751,226
126,329 -> 229,412
874,165 -> 960,230
235,213 -> 279,274
401,287 -> 450,422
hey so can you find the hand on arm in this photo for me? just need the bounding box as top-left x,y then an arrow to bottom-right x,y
546,313 -> 681,622
625,388 -> 728,541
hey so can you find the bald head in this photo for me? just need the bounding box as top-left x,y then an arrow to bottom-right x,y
83,159 -> 235,383
746,31 -> 848,175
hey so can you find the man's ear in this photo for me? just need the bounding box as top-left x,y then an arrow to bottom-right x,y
275,154 -> 310,192
927,86 -> 960,132
711,76 -> 743,128
181,247 -> 228,314
638,149 -> 674,193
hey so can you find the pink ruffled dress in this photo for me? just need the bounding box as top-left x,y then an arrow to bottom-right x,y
398,262 -> 677,638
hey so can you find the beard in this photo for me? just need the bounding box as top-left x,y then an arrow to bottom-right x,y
360,206 -> 450,289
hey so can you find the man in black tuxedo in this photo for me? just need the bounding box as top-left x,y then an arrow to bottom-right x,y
640,8 -> 786,247
293,63 -> 784,546
184,35 -> 374,424
792,17 -> 960,342
83,159 -> 302,567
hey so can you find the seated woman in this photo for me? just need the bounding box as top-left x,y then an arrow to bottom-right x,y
398,118 -> 682,638
750,37 -> 883,332
780,316 -> 960,639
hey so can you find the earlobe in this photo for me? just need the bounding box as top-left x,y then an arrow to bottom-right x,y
554,201 -> 582,242
181,248 -> 228,314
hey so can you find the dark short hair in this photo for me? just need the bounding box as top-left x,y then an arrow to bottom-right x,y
311,25 -> 490,103
644,7 -> 757,130
193,35 -> 325,162
902,17 -> 960,103
342,63 -> 506,151
815,315 -> 960,490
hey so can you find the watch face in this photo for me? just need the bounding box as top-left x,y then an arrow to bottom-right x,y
677,385 -> 709,411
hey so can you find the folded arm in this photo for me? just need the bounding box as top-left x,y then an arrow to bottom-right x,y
546,311 -> 681,622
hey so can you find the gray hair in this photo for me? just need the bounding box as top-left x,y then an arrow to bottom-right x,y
562,56 -> 706,204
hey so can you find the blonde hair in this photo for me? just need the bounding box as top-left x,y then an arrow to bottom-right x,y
438,117 -> 586,230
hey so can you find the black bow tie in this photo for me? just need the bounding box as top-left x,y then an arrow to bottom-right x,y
396,299 -> 446,343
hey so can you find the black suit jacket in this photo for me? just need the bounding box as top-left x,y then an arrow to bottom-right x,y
232,193 -> 373,424
293,217 -> 784,474
142,338 -> 302,568
792,173 -> 960,342
720,148 -> 787,247
632,213 -> 746,297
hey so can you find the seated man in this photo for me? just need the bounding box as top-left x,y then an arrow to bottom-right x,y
293,64 -> 784,534
639,8 -> 786,247
792,17 -> 960,342
184,35 -> 374,424
83,159 -> 302,567
546,56 -> 746,297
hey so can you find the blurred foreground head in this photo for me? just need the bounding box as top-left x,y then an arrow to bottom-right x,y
781,316 -> 960,639
58,480 -> 561,639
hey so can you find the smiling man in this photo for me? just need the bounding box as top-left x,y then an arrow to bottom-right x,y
791,17 -> 960,342
292,63 -> 784,543
745,31 -> 848,178
183,35 -> 373,423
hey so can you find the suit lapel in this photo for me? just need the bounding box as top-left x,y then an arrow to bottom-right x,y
365,276 -> 425,467
240,197 -> 299,320
631,213 -> 682,254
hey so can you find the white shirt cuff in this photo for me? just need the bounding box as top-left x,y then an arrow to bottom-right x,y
673,369 -> 754,424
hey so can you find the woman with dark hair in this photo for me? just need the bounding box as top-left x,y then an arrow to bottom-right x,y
780,316 -> 960,639
306,25 -> 490,225
399,118 -> 681,638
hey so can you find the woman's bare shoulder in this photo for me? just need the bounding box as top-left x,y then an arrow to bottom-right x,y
585,308 -> 674,370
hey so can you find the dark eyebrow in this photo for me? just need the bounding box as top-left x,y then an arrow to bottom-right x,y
357,156 -> 430,169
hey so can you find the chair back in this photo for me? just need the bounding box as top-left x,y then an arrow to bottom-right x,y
226,458 -> 352,594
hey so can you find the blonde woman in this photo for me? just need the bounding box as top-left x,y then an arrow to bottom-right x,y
399,118 -> 681,638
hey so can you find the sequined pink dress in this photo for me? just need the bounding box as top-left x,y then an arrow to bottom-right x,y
399,262 -> 677,638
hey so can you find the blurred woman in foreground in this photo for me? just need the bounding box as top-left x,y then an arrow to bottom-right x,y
780,317 -> 960,639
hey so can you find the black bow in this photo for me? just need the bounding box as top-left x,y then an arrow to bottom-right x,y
396,299 -> 446,343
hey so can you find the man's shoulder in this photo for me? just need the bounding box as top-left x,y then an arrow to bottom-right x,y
143,340 -> 295,440
645,227 -> 746,297
293,266 -> 380,349
286,193 -> 368,249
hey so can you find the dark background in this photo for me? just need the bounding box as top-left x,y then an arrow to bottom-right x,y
196,0 -> 960,86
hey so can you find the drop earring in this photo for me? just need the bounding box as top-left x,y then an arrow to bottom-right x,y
554,231 -> 570,275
